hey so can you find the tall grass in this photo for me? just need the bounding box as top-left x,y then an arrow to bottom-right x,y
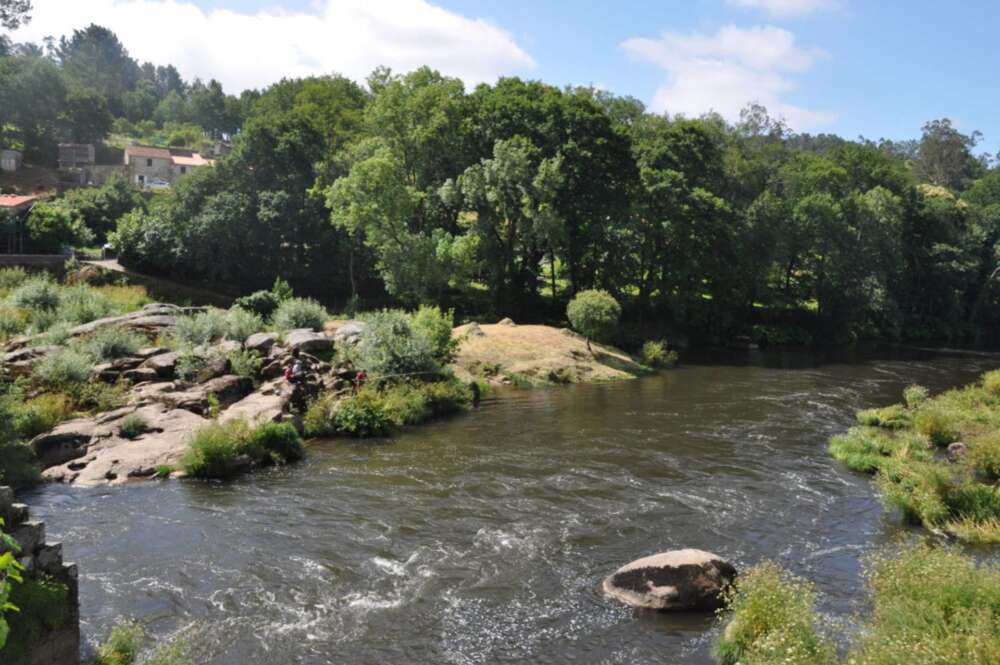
182,420 -> 304,479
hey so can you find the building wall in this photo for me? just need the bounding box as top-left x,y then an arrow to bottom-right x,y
127,155 -> 173,185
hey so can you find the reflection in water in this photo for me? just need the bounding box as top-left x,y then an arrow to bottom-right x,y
24,347 -> 1000,664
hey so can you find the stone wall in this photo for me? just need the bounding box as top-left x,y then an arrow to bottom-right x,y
0,486 -> 80,665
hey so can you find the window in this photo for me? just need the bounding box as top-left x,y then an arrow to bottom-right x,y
146,158 -> 153,167
180,166 -> 187,175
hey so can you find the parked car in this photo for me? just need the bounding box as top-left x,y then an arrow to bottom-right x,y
146,177 -> 171,190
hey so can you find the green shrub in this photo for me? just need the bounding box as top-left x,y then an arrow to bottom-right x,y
566,289 -> 621,350
716,561 -> 833,665
3,573 -> 71,663
357,310 -> 439,379
175,350 -> 207,382
251,422 -> 304,462
40,322 -> 73,346
304,391 -> 393,438
33,348 -> 93,386
382,379 -> 472,426
56,285 -> 117,324
410,305 -> 457,362
85,327 -> 144,361
65,381 -> 128,413
270,277 -> 294,302
968,431 -> 1000,479
856,404 -> 910,429
13,394 -> 74,439
983,370 -> 1000,396
225,307 -> 264,342
272,297 -> 327,331
640,340 -> 678,369
95,620 -> 144,665
946,482 -> 1000,523
228,349 -> 263,378
903,384 -> 929,408
0,266 -> 29,291
233,290 -> 279,319
8,277 -> 61,311
175,310 -> 228,347
829,428 -> 930,474
119,413 -> 149,440
0,306 -> 28,341
875,459 -> 952,527
913,407 -> 958,446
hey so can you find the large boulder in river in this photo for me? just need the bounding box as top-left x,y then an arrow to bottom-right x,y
602,549 -> 736,611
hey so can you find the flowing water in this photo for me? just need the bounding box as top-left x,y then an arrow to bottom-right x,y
23,347 -> 1000,664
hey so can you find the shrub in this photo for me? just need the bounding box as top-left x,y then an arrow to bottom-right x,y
272,297 -> 327,331
65,381 -> 128,413
409,305 -> 457,362
251,422 -> 304,462
946,482 -> 1000,523
4,573 -> 71,663
228,349 -> 263,378
304,391 -> 393,438
566,289 -> 621,351
13,394 -> 74,439
175,350 -> 207,382
640,340 -> 678,369
40,322 -> 73,346
856,404 -> 910,429
33,348 -> 93,386
225,307 -> 264,342
875,460 -> 952,527
968,431 -> 1000,479
118,413 -> 149,440
983,370 -> 1000,396
0,266 -> 29,291
716,561 -> 833,665
96,620 -> 144,665
85,327 -> 144,362
233,290 -> 279,319
381,379 -> 472,426
8,277 -> 61,311
903,384 -> 929,408
913,407 -> 958,446
56,285 -> 117,324
0,306 -> 28,341
357,310 -> 439,379
829,428 -> 931,474
95,285 -> 150,313
175,310 -> 228,347
25,202 -> 93,253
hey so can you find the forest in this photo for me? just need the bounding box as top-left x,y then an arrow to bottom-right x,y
4,17 -> 1000,347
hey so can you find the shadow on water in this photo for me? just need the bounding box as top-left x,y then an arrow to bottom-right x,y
22,346 -> 1000,665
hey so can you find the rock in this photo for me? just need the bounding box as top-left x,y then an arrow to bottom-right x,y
202,375 -> 253,406
465,322 -> 486,337
947,441 -> 968,463
220,379 -> 291,425
498,317 -> 516,326
157,374 -> 251,414
31,417 -> 116,467
216,339 -> 242,355
9,521 -> 45,556
2,345 -> 60,365
284,329 -> 334,354
134,347 -> 170,360
246,332 -> 279,354
602,549 -> 737,611
122,367 -> 159,384
332,321 -> 366,346
141,352 -> 181,378
193,354 -> 230,383
261,359 -> 287,380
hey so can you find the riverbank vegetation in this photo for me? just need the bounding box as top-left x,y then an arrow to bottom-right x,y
830,370 -> 1000,542
717,543 -> 1000,665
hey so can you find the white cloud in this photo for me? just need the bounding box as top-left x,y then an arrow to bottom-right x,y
726,0 -> 839,19
10,0 -> 536,92
622,25 -> 836,130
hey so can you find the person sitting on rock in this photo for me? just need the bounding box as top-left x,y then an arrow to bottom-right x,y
285,350 -> 310,411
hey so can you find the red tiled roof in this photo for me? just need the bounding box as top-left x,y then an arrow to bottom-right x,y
0,194 -> 38,208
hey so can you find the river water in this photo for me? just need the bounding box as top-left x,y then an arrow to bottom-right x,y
22,347 -> 1000,664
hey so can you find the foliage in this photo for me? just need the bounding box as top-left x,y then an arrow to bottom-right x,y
182,419 -> 303,479
7,277 -> 61,311
272,298 -> 327,332
856,404 -> 910,429
716,561 -> 833,665
233,290 -> 279,319
304,390 -> 393,438
356,310 -> 439,379
225,307 -> 264,343
0,518 -> 24,652
174,310 -> 228,347
902,384 -> 929,408
0,268 -> 29,292
84,327 -> 143,361
32,348 -> 92,386
566,290 -> 621,349
3,572 -> 71,663
227,349 -> 263,378
381,379 -> 472,426
12,393 -> 73,439
912,407 -> 958,446
409,305 -> 458,362
95,620 -> 144,665
639,340 -> 678,369
118,412 -> 148,440
24,203 -> 94,253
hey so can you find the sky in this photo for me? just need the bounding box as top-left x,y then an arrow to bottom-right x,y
10,0 -> 1000,153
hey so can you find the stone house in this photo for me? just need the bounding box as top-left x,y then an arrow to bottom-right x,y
1,149 -> 23,172
123,145 -> 216,188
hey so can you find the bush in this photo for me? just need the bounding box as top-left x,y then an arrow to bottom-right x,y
716,561 -> 833,665
640,340 -> 678,369
56,285 -> 117,324
304,391 -> 393,438
382,379 -> 472,426
4,573 -> 71,663
175,310 -> 228,347
175,349 -> 207,382
856,404 -> 910,429
65,381 -> 128,413
33,348 -> 93,386
983,370 -> 1000,396
829,428 -> 931,474
272,297 -> 327,331
0,306 -> 28,341
96,620 -> 144,665
875,459 -> 951,527
566,289 -> 621,350
968,431 -> 1000,479
25,202 -> 94,253
182,419 -> 304,479
409,305 -> 457,362
913,407 -> 958,446
13,394 -> 74,439
233,290 -> 278,319
225,307 -> 264,343
228,349 -> 263,378
357,310 -> 439,379
85,327 -> 144,362
903,384 -> 929,408
40,322 -> 73,346
0,266 -> 29,291
119,413 -> 149,440
8,277 -> 61,311
251,422 -> 304,462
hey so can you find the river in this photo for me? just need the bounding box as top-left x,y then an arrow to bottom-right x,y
22,346 -> 1000,664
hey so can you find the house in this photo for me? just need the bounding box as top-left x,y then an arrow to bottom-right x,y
0,194 -> 38,253
123,145 -> 215,188
1,149 -> 23,173
58,144 -> 96,169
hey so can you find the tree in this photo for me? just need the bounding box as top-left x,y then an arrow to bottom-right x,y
567,290 -> 621,352
60,175 -> 144,241
25,202 -> 93,253
912,119 -> 982,191
0,0 -> 31,30
57,24 -> 139,116
62,87 -> 113,143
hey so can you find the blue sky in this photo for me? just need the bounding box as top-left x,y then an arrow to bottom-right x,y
15,0 -> 1000,153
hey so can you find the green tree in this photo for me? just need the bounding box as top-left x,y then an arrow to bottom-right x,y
60,175 -> 144,241
0,0 -> 31,30
25,202 -> 93,253
566,289 -> 621,352
57,24 -> 139,116
912,118 -> 982,191
62,86 -> 113,142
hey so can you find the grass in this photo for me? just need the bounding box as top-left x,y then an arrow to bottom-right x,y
182,420 -> 304,479
304,390 -> 393,439
717,545 -> 1000,665
118,413 -> 149,440
829,372 -> 1000,542
95,620 -> 144,665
